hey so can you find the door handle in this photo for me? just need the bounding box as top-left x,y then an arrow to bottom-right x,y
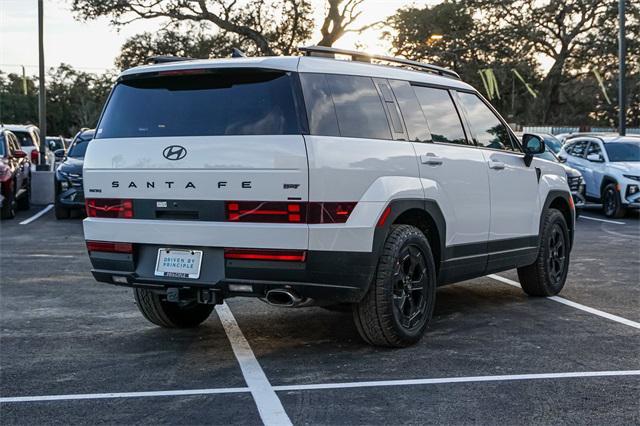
488,160 -> 505,170
421,153 -> 443,166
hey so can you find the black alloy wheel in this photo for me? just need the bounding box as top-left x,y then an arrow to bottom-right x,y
392,244 -> 428,330
546,223 -> 566,288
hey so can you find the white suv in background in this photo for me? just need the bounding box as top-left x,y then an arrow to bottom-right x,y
559,135 -> 640,218
83,47 -> 575,347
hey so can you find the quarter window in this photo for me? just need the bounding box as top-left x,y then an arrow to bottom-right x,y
457,92 -> 514,151
413,86 -> 467,145
299,73 -> 340,137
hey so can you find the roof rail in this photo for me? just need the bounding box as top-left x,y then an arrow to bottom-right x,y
147,55 -> 195,64
298,45 -> 460,79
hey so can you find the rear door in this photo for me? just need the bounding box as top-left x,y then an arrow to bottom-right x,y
392,81 -> 491,277
84,68 -> 309,247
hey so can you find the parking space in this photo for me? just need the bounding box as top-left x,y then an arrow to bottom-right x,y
1,206 -> 639,425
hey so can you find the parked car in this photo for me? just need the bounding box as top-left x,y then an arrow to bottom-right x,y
83,47 -> 574,347
54,129 -> 94,219
536,147 -> 585,216
3,124 -> 54,170
48,136 -> 68,166
516,133 -> 585,214
0,127 -> 31,219
559,135 -> 640,218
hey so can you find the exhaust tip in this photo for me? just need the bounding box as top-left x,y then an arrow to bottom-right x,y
265,289 -> 300,307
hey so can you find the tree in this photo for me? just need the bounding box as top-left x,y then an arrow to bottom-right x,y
470,0 -> 640,125
0,65 -> 114,137
317,0 -> 381,47
388,2 -> 542,123
71,0 -> 314,56
116,26 -> 235,69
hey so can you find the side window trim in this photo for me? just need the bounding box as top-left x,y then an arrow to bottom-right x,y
373,78 -> 408,141
448,89 -> 475,147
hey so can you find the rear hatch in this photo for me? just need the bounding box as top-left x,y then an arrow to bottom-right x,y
83,67 -> 309,246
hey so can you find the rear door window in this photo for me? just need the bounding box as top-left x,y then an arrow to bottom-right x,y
569,141 -> 588,157
325,74 -> 392,140
413,86 -> 467,145
97,70 -> 301,138
457,92 -> 515,151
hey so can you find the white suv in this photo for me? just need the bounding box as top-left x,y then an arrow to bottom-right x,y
83,47 -> 575,347
559,135 -> 640,218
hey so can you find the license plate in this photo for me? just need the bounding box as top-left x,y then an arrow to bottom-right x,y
155,248 -> 203,279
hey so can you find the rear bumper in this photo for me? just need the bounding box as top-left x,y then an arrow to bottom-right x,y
89,247 -> 376,303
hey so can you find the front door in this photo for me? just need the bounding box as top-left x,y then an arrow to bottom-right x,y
456,91 -> 540,271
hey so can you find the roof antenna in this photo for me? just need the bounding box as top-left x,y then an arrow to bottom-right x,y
231,48 -> 247,58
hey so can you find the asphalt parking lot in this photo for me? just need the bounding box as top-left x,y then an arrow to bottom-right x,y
1,206 -> 639,425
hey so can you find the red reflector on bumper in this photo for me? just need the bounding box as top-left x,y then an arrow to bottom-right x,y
86,241 -> 133,254
224,249 -> 306,262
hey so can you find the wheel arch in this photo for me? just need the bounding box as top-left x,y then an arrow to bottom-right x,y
600,176 -> 618,197
543,190 -> 574,249
373,199 -> 445,276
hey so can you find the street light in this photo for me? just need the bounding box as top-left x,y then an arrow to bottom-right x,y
37,0 -> 48,170
429,34 -> 444,41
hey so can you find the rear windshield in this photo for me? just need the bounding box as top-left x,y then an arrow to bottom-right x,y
13,131 -> 35,146
97,70 -> 301,138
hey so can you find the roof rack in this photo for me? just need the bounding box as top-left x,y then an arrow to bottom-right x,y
147,55 -> 195,64
298,45 -> 460,79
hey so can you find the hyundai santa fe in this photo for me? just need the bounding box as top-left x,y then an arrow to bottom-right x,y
83,47 -> 575,347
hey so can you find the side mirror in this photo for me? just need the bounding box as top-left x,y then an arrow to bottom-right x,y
586,153 -> 603,162
522,134 -> 545,167
54,149 -> 66,159
13,150 -> 27,159
557,155 -> 567,163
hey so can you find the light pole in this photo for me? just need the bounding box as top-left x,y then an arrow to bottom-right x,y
618,0 -> 626,136
37,0 -> 48,170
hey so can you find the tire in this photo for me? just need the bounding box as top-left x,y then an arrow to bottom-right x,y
54,184 -> 70,219
133,288 -> 214,328
1,183 -> 16,220
517,209 -> 570,297
353,225 -> 437,347
602,183 -> 627,218
16,181 -> 30,211
54,201 -> 70,219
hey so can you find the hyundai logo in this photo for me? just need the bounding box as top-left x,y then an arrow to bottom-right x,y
163,145 -> 187,161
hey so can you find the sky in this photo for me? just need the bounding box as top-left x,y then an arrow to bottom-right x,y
1,0 -> 441,76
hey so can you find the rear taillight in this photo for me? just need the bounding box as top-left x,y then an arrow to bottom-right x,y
226,201 -> 305,223
224,248 -> 306,262
307,202 -> 357,224
86,198 -> 133,218
86,241 -> 133,254
225,201 -> 356,224
30,150 -> 39,163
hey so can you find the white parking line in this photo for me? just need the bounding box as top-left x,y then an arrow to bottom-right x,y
273,370 -> 640,391
579,215 -> 626,225
0,387 -> 250,403
2,370 -> 638,404
19,204 -> 53,225
488,274 -> 640,330
216,303 -> 293,426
